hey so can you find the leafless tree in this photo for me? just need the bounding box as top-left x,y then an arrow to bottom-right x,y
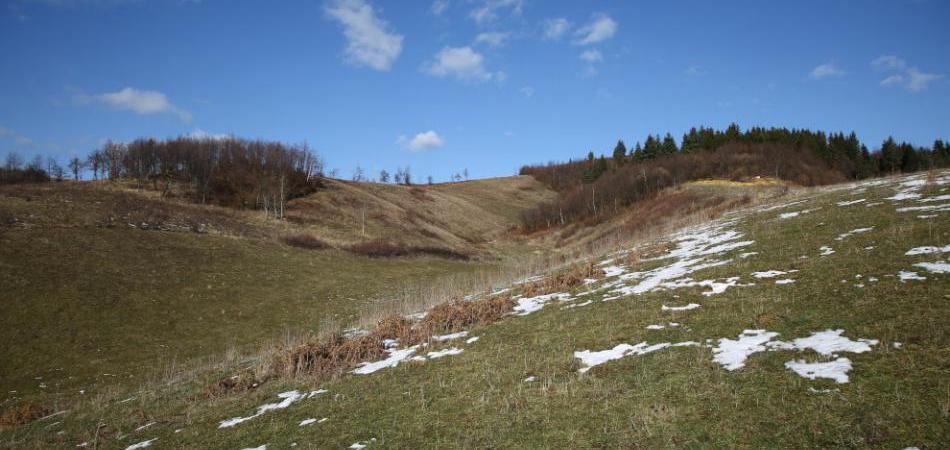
68,157 -> 84,180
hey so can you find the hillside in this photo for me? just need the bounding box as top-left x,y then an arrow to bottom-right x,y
0,176 -> 553,411
2,170 -> 946,449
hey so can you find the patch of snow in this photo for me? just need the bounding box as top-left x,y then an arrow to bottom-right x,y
819,246 -> 835,256
913,260 -> 950,273
786,329 -> 878,355
905,245 -> 950,256
575,341 -> 699,373
897,203 -> 950,212
775,279 -> 795,285
353,347 -> 419,375
299,418 -> 317,426
711,329 -> 780,371
660,277 -> 750,296
835,227 -> 874,241
523,376 -> 536,383
124,439 -> 157,450
307,389 -> 328,398
893,342 -> 902,349
752,270 -> 786,279
785,358 -> 852,383
219,391 -> 305,428
898,271 -> 926,282
739,252 -> 758,258
918,214 -> 939,219
427,347 -> 463,359
465,336 -> 480,344
778,211 -> 799,219
836,199 -> 866,206
562,299 -> 593,310
350,442 -> 368,449
918,194 -> 950,203
645,324 -> 666,330
433,331 -> 468,341
661,303 -> 700,311
601,265 -> 626,277
134,422 -> 155,432
513,292 -> 572,315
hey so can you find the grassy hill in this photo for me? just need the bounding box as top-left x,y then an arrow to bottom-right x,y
2,171 -> 945,449
0,177 -> 553,411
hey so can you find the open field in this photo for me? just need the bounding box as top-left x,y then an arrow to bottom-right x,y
2,171 -> 945,449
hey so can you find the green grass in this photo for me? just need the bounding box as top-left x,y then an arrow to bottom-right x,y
2,174 -> 947,449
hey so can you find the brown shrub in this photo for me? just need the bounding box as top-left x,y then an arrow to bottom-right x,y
346,239 -> 468,260
0,403 -> 51,429
204,369 -> 261,399
266,334 -> 385,379
521,261 -> 604,297
281,234 -> 330,250
419,295 -> 515,335
369,315 -> 420,344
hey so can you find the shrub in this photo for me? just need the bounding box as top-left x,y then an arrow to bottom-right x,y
281,234 -> 330,250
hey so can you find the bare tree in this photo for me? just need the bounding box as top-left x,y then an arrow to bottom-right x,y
379,169 -> 390,183
4,152 -> 23,170
463,168 -> 469,180
68,157 -> 84,180
427,175 -> 433,185
352,166 -> 365,182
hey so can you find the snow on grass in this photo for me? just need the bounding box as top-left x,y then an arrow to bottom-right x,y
836,199 -> 866,206
905,245 -> 950,256
918,194 -> 950,203
513,292 -> 573,316
913,261 -> 950,273
465,336 -> 480,344
752,270 -> 786,279
819,246 -> 835,256
426,347 -> 463,359
896,203 -> 950,213
834,227 -> 874,241
759,200 -> 806,212
784,358 -> 853,383
739,252 -> 758,258
219,391 -> 305,428
523,376 -> 536,383
784,329 -> 878,355
602,265 -> 626,277
124,439 -> 157,450
661,303 -> 700,311
433,331 -> 468,341
299,418 -> 318,426
660,277 -> 749,296
711,329 -> 780,371
898,271 -> 926,282
133,422 -> 155,432
353,347 -> 419,375
778,211 -> 800,220
240,446 -> 266,450
646,322 -> 680,330
350,443 -> 366,450
917,214 -> 938,219
775,279 -> 795,285
561,299 -> 593,310
575,341 -> 699,373
306,389 -> 328,398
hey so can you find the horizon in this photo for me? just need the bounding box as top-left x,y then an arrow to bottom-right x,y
2,0 -> 948,181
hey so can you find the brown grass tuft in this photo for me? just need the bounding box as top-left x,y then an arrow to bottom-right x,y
0,403 -> 51,429
265,334 -> 386,379
369,315 -> 420,344
520,261 -> 604,297
419,295 -> 515,335
281,234 -> 330,250
203,369 -> 261,399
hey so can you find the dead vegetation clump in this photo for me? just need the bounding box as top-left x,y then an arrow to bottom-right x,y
203,369 -> 261,399
369,315 -> 420,344
346,239 -> 469,260
281,233 -> 331,250
264,334 -> 386,379
418,294 -> 515,334
521,261 -> 605,297
0,403 -> 51,429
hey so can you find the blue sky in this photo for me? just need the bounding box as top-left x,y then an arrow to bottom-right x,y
1,0 -> 948,180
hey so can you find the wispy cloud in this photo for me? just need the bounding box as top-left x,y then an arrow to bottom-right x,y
684,65 -> 706,77
872,55 -> 942,92
0,126 -> 35,148
85,87 -> 191,122
186,128 -> 229,141
809,63 -> 845,79
325,0 -> 403,71
474,31 -> 509,47
430,0 -> 448,16
579,49 -> 602,63
469,0 -> 522,25
574,13 -> 616,45
519,86 -> 535,97
423,46 -> 502,82
541,17 -> 570,40
397,130 -> 444,151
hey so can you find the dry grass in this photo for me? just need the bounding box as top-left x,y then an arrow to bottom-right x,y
0,403 -> 51,429
521,261 -> 605,297
280,233 -> 331,250
263,334 -> 386,379
418,295 -> 515,335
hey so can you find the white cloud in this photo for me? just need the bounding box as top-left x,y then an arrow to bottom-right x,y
423,46 -> 501,82
872,55 -> 942,92
684,65 -> 706,76
397,130 -> 444,151
809,63 -> 845,79
94,87 -> 191,122
519,86 -> 535,97
325,0 -> 403,71
542,18 -> 570,40
574,13 -> 616,45
0,126 -> 35,148
871,55 -> 907,71
430,0 -> 449,15
186,129 -> 229,141
469,0 -> 522,25
474,31 -> 509,47
579,49 -> 603,63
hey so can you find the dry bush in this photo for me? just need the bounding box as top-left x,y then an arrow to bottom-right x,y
369,315 -> 420,344
0,403 -> 51,429
419,295 -> 515,334
264,334 -> 385,379
203,369 -> 260,399
281,234 -> 330,250
346,239 -> 469,260
521,261 -> 604,297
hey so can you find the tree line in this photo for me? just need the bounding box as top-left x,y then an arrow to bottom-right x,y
519,124 -> 949,230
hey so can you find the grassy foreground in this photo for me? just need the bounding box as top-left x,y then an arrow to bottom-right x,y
2,172 -> 948,449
